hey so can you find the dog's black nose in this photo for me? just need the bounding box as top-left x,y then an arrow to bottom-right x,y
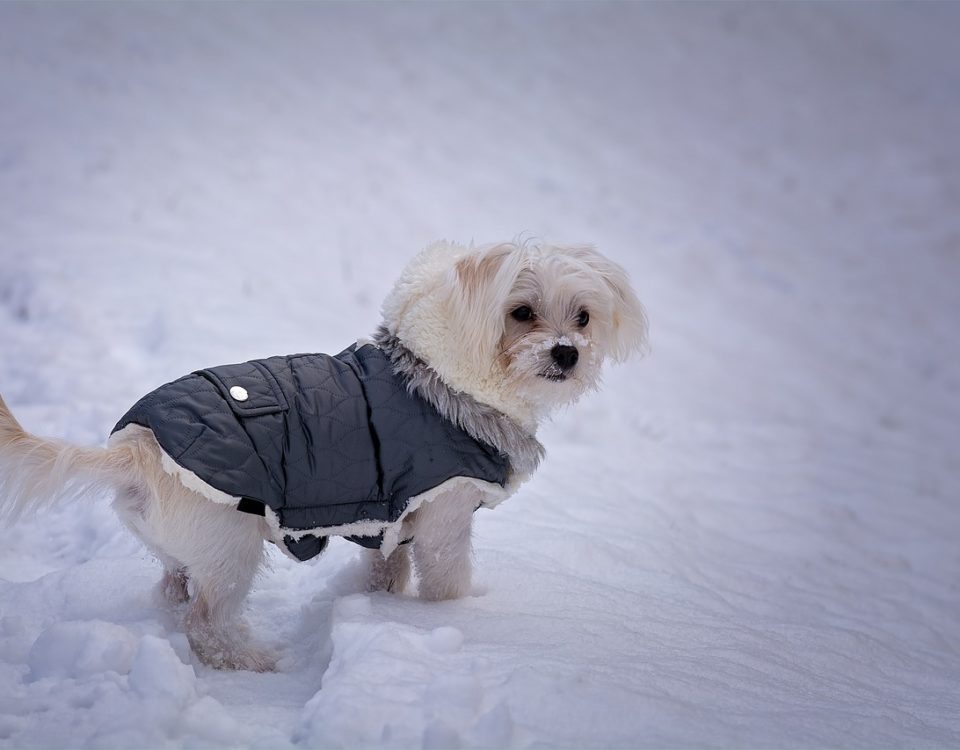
551,344 -> 579,370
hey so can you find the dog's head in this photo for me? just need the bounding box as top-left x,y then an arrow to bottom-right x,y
381,240 -> 648,426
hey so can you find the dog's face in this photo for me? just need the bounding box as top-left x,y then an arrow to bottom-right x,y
491,245 -> 646,410
382,241 -> 647,424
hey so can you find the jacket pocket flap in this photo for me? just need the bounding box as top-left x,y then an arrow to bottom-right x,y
197,361 -> 289,417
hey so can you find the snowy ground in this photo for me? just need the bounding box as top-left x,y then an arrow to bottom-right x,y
1,2 -> 959,747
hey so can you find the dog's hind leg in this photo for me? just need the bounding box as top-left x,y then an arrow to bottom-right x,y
174,501 -> 274,672
145,495 -> 273,671
157,564 -> 189,605
108,434 -> 275,671
112,481 -> 190,606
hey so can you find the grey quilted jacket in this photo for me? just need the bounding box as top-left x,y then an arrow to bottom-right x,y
111,344 -> 510,561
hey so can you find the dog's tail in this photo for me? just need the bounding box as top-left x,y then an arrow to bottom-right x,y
0,393 -> 139,522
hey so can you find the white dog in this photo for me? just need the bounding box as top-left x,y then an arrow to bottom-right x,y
0,240 -> 646,670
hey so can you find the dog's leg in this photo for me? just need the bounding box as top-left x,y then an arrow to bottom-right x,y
178,507 -> 274,672
157,565 -> 190,605
125,481 -> 272,670
411,491 -> 476,601
366,545 -> 411,594
113,482 -> 191,606
108,437 -> 275,671
141,500 -> 273,671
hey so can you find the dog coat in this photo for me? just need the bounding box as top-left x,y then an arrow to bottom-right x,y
111,344 -> 510,561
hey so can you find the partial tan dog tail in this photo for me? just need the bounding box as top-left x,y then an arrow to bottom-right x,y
0,393 -> 138,522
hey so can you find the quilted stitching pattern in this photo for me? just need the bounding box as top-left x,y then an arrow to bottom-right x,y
112,345 -> 510,560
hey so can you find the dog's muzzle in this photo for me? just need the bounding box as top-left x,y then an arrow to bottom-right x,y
538,344 -> 579,382
551,344 -> 579,371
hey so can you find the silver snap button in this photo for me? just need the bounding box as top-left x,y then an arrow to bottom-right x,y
229,385 -> 249,402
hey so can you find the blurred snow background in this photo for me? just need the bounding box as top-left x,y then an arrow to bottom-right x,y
1,2 -> 958,747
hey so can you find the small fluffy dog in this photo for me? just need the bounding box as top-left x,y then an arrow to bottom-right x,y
0,240 -> 646,670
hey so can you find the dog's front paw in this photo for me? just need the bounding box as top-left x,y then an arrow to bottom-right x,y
418,576 -> 471,602
366,547 -> 411,595
414,544 -> 472,601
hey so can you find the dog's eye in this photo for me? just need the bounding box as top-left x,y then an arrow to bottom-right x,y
576,309 -> 590,328
511,306 -> 535,322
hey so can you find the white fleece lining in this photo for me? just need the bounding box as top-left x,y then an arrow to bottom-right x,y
139,430 -> 507,559
159,448 -> 240,507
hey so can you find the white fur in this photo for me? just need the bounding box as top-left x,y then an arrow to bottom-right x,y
383,240 -> 647,428
0,239 -> 646,670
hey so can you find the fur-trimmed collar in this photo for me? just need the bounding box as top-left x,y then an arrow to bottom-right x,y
373,325 -> 544,477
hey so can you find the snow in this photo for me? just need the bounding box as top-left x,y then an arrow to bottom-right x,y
1,2 -> 959,747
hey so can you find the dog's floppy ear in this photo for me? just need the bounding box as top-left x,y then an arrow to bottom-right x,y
559,245 -> 648,362
449,243 -> 524,369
